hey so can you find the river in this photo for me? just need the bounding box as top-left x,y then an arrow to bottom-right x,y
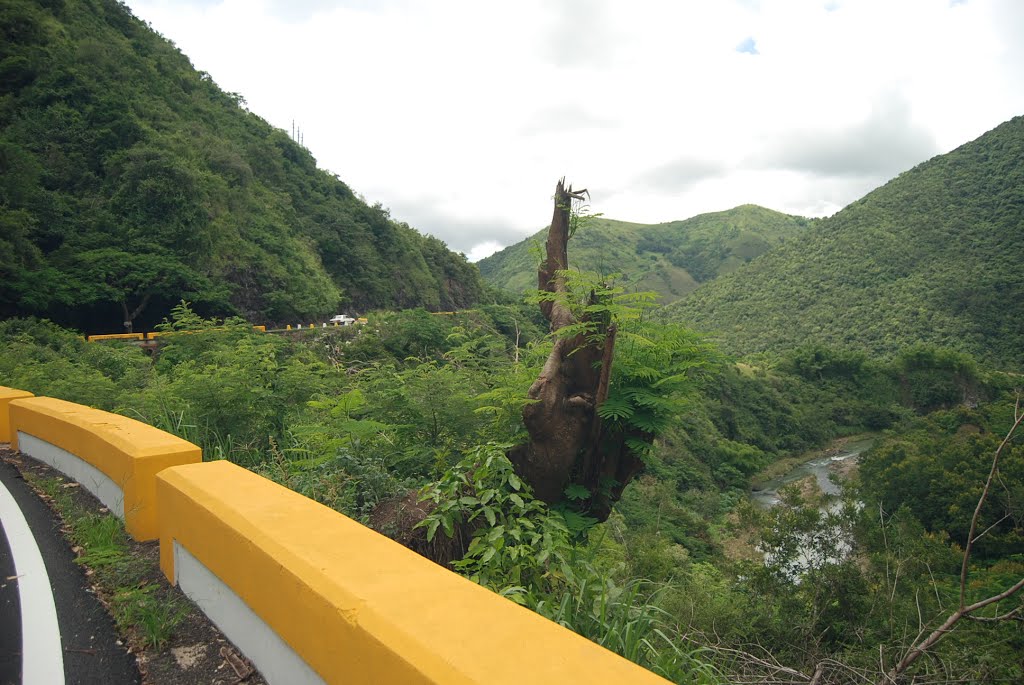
750,436 -> 875,509
749,437 -> 875,576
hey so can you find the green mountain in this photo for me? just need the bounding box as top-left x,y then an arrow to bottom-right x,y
0,0 -> 483,332
663,115 -> 1024,370
477,205 -> 811,304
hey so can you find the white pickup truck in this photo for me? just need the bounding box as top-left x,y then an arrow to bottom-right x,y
329,314 -> 356,326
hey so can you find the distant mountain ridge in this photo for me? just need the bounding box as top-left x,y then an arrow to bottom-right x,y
478,205 -> 812,304
663,115 -> 1024,371
0,0 -> 483,332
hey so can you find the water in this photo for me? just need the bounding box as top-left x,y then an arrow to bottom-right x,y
750,437 -> 874,577
750,437 -> 874,509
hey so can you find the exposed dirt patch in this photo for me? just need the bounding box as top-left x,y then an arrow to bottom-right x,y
2,447 -> 266,685
793,474 -> 824,502
831,454 -> 860,482
720,509 -> 762,564
170,644 -> 207,670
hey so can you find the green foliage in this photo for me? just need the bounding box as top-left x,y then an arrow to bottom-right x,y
472,356 -> 541,442
779,345 -> 869,383
379,308 -> 452,359
712,474 -> 1024,681
859,401 -> 1024,557
532,568 -> 723,684
252,431 -> 413,521
25,473 -> 186,651
128,329 -> 332,454
476,303 -> 546,350
6,312 -> 1022,681
601,323 -> 721,438
0,0 -> 483,330
419,446 -> 725,683
419,443 -> 576,593
666,115 -> 1024,371
610,343 -> 981,561
895,344 -> 982,412
153,299 -> 240,332
300,389 -> 392,462
530,269 -> 659,342
111,584 -> 189,651
0,317 -> 149,409
479,205 -> 810,304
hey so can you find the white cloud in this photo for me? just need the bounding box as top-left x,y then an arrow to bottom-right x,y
466,241 -> 504,262
126,0 -> 1024,257
757,93 -> 940,177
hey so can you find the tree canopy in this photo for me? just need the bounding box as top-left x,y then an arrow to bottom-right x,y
478,205 -> 811,303
0,0 -> 484,332
663,115 -> 1024,371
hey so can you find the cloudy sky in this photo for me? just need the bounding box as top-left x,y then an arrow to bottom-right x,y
124,0 -> 1024,261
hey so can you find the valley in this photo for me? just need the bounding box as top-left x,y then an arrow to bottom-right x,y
1,1 -> 1022,683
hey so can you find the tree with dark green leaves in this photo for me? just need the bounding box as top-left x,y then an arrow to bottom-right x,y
0,0 -> 483,331
664,115 -> 1024,371
72,249 -> 215,332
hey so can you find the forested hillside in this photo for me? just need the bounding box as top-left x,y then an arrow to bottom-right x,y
664,115 -> 1024,370
0,0 -> 484,333
477,205 -> 810,303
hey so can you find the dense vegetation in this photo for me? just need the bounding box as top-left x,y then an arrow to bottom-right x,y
477,205 -> 811,303
2,2 -> 1022,681
3,312 -> 1019,682
664,116 -> 1024,371
0,0 -> 484,333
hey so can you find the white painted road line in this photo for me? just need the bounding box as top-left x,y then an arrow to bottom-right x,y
0,479 -> 65,685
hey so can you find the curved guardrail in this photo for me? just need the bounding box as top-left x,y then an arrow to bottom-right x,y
0,385 -> 671,684
6,394 -> 201,540
0,386 -> 34,442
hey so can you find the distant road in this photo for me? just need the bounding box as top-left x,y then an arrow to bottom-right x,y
0,458 -> 138,685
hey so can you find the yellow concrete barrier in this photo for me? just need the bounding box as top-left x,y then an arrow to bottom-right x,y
10,397 -> 201,540
0,386 -> 34,443
156,461 -> 671,685
86,333 -> 145,341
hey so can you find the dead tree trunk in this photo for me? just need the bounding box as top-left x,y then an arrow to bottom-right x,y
508,179 -> 645,521
120,294 -> 150,334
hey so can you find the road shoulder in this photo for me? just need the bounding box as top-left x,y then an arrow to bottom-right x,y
1,447 -> 266,685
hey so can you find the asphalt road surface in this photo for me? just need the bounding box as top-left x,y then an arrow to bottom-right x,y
0,458 -> 138,685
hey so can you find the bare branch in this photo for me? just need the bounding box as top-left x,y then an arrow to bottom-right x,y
925,563 -> 943,610
963,574 -> 1024,613
959,404 -> 1024,609
877,403 -> 1024,684
966,604 -> 1024,622
970,512 -> 1012,544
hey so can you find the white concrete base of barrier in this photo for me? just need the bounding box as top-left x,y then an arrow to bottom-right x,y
173,541 -> 326,685
17,432 -> 125,519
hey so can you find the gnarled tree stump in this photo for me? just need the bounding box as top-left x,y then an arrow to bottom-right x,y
508,179 -> 645,520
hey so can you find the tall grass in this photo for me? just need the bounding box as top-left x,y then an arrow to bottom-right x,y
25,474 -> 188,650
530,564 -> 724,684
128,404 -> 262,465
